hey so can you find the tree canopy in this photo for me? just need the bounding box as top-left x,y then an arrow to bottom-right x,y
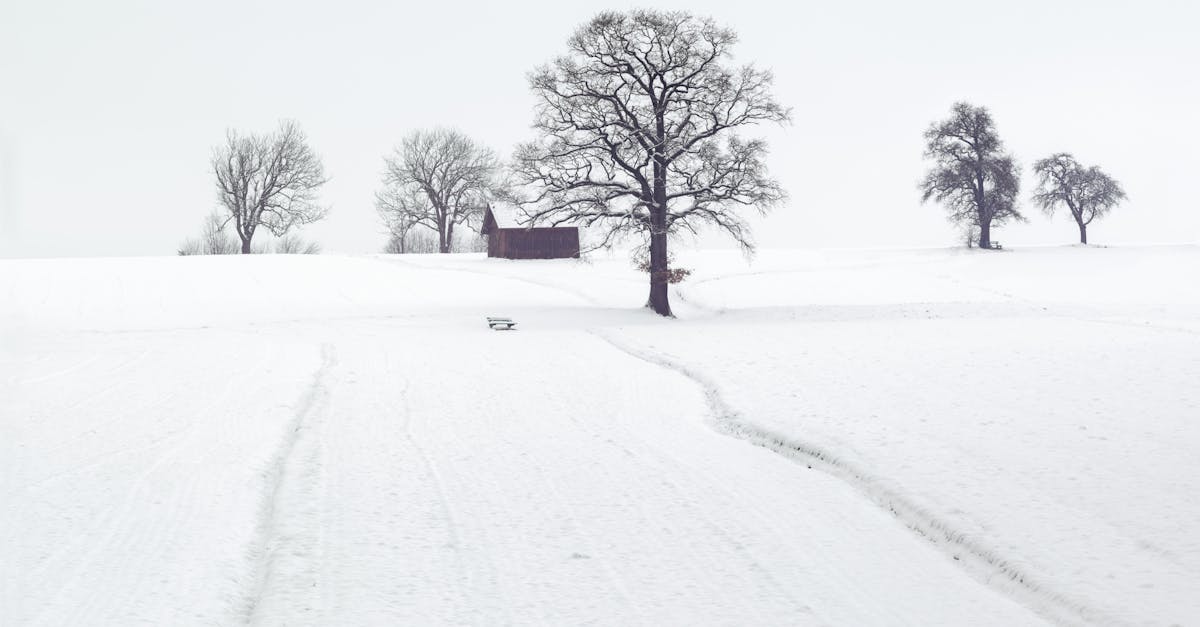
1033,153 -> 1126,244
920,103 -> 1022,249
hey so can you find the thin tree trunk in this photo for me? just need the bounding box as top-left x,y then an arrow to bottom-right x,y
1078,222 -> 1088,245
241,238 -> 252,254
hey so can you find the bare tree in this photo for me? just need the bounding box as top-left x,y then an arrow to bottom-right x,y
177,211 -> 238,255
1032,153 -> 1126,245
511,10 -> 789,316
382,222 -> 487,254
377,129 -> 499,253
454,230 -> 488,253
177,239 -> 203,256
375,187 -> 424,254
382,232 -> 409,254
201,212 -> 237,254
212,120 -> 328,254
920,103 -> 1022,249
383,230 -> 439,254
273,233 -> 321,254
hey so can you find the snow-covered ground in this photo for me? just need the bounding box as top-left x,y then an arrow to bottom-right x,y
2,246 -> 1197,625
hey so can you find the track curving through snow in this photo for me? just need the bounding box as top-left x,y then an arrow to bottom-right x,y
1,253 -> 1069,625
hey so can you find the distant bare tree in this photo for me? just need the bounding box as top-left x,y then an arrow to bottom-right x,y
212,120 -> 328,254
920,103 -> 1022,249
375,187 -> 424,254
961,224 -> 979,249
178,212 -> 238,255
512,10 -> 789,316
382,224 -> 486,254
454,231 -> 487,253
1032,153 -> 1126,245
385,230 -> 439,254
382,232 -> 408,254
273,234 -> 321,254
177,239 -> 203,256
377,129 -> 498,253
202,213 -> 236,255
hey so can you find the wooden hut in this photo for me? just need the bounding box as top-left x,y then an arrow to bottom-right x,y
480,205 -> 580,260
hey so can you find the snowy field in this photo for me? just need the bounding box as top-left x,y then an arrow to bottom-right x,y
2,246 -> 1198,626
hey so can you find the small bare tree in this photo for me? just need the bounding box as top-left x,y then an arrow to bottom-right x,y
381,221 -> 487,254
375,187 -> 425,254
177,239 -> 203,256
178,212 -> 239,255
382,232 -> 409,254
512,10 -> 789,316
212,120 -> 328,254
383,230 -> 440,254
273,234 -> 321,254
1032,153 -> 1126,245
377,129 -> 498,253
920,103 -> 1022,249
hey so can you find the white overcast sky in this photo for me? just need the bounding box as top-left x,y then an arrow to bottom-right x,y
1,0 -> 1196,258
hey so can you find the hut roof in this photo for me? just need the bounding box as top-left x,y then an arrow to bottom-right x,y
483,204 -> 527,231
482,203 -> 581,235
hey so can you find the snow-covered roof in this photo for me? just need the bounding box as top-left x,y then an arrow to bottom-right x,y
484,203 -> 527,230
483,203 -> 582,234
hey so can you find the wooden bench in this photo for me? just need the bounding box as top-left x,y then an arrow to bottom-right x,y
487,317 -> 517,330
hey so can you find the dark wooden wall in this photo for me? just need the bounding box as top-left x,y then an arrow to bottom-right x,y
488,228 -> 580,259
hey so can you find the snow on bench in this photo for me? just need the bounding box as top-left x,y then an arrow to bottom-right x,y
487,317 -> 517,330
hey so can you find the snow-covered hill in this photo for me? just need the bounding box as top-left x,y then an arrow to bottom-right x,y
2,246 -> 1197,625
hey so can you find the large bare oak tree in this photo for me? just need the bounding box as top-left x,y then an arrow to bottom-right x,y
1032,153 -> 1126,245
920,103 -> 1022,250
212,120 -> 328,254
376,129 -> 499,254
512,10 -> 789,316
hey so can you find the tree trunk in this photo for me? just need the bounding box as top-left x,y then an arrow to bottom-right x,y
978,220 -> 991,250
1078,222 -> 1088,245
647,117 -> 673,317
437,215 -> 450,253
974,162 -> 991,250
647,226 -> 671,317
241,238 -> 252,254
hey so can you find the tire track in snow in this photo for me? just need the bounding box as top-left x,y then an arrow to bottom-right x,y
394,374 -> 480,619
591,330 -> 1116,627
241,342 -> 336,625
374,255 -> 603,306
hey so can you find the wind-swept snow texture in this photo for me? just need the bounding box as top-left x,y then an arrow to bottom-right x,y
2,246 -> 1197,626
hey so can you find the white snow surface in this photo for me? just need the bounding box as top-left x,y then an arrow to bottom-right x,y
2,246 -> 1198,626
